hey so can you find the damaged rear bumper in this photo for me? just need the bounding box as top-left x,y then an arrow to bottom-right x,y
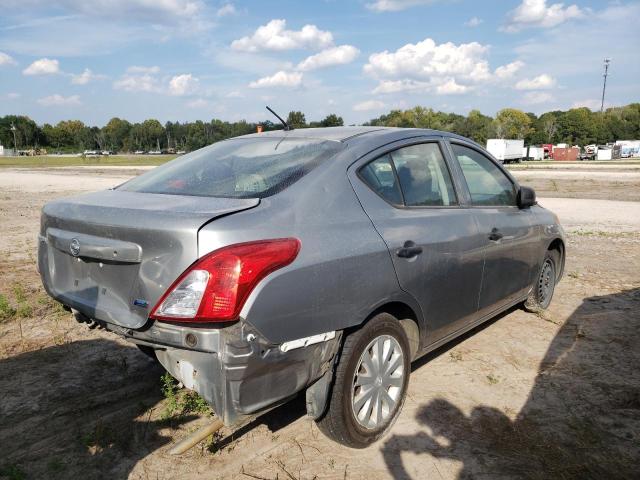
94,316 -> 341,426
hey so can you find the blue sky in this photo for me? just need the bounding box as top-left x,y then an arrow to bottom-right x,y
0,0 -> 638,126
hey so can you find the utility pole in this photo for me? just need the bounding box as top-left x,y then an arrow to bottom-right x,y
10,123 -> 18,151
600,58 -> 610,113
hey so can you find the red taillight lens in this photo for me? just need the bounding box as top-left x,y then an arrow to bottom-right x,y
150,238 -> 300,323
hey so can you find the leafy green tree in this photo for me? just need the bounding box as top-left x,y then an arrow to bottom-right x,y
3,102 -> 640,155
102,118 -> 131,152
557,108 -> 597,145
287,111 -> 307,129
493,108 -> 532,139
454,109 -> 493,145
320,114 -> 344,127
0,115 -> 41,149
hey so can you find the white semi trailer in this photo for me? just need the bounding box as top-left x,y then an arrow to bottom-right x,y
486,139 -> 525,164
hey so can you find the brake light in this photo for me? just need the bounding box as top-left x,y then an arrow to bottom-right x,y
150,238 -> 300,323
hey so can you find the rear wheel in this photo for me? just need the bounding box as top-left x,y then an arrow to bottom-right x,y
524,250 -> 559,312
316,313 -> 410,448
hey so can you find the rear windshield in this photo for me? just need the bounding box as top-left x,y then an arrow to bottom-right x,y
118,137 -> 342,198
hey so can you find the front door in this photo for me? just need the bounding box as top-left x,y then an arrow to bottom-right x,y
448,142 -> 538,317
349,138 -> 485,343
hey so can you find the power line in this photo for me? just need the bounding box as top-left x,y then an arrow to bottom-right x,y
600,58 -> 610,113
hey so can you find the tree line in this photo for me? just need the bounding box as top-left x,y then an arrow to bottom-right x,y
364,104 -> 640,147
1,105 -> 638,153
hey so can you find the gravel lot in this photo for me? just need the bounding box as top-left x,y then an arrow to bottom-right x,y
1,165 -> 638,479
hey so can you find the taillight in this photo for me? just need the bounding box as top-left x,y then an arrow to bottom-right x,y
150,238 -> 300,323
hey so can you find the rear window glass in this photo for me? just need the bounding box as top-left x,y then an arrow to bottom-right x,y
118,137 -> 342,198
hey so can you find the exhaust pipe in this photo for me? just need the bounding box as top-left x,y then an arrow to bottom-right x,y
71,309 -> 106,330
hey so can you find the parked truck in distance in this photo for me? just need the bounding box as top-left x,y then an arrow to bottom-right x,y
486,139 -> 525,164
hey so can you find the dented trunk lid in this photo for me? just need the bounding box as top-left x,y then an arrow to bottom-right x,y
38,190 -> 258,329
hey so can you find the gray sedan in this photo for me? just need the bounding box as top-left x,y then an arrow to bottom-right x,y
38,127 -> 564,447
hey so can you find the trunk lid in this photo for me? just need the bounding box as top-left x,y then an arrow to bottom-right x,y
39,190 -> 258,329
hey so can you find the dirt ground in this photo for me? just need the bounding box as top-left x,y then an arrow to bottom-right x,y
1,165 -> 639,479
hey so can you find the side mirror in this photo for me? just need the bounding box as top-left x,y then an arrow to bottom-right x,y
517,185 -> 536,209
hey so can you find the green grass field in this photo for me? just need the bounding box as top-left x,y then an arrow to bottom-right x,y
1,154 -> 638,169
508,158 -> 640,168
0,155 -> 177,168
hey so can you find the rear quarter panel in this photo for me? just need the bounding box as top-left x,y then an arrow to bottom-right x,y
198,149 -> 412,344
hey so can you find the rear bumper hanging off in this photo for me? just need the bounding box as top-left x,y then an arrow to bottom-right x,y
97,317 -> 341,426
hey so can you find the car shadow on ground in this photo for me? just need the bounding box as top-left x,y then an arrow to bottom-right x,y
0,337 -> 198,479
381,288 -> 640,479
0,332 -> 311,480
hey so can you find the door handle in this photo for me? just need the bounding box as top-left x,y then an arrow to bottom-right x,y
397,241 -> 423,259
488,228 -> 503,241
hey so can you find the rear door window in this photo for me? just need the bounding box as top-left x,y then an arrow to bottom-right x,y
392,143 -> 457,207
359,155 -> 403,205
118,137 -> 342,199
360,143 -> 457,207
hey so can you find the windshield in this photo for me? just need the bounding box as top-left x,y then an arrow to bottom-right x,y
118,137 -> 343,198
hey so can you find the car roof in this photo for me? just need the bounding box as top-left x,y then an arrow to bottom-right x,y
239,126 -> 457,143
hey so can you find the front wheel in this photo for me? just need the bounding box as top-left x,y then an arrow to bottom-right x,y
524,250 -> 559,313
316,313 -> 410,448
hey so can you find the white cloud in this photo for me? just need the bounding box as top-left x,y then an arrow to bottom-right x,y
515,74 -> 556,90
37,94 -> 81,106
366,0 -> 437,12
127,65 -> 160,74
464,17 -> 483,27
504,0 -> 583,32
231,19 -> 333,52
216,3 -> 236,17
6,92 -> 21,99
225,91 -> 244,98
168,73 -> 199,95
297,45 -> 359,71
23,58 -> 59,75
494,61 -> 525,80
249,70 -> 303,88
371,78 -> 468,95
372,79 -> 429,94
365,39 -> 491,82
0,51 -> 17,66
113,73 -> 160,93
114,68 -> 199,96
353,100 -> 386,111
364,38 -> 522,96
71,68 -> 103,85
436,79 -> 469,95
8,0 -> 203,22
522,91 -> 554,105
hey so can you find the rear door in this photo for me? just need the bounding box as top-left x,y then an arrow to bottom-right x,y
348,137 -> 485,343
446,141 -> 538,317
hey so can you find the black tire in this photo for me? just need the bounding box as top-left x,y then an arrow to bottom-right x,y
316,313 -> 410,448
524,249 -> 559,313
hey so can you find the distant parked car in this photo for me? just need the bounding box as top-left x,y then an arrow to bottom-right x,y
148,150 -> 162,155
134,150 -> 145,155
101,150 -> 111,156
39,127 -> 565,447
176,150 -> 186,155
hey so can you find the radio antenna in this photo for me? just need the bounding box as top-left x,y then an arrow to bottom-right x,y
266,106 -> 292,131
